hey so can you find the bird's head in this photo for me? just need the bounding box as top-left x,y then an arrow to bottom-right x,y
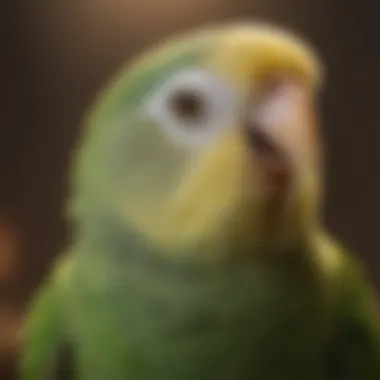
70,23 -> 324,258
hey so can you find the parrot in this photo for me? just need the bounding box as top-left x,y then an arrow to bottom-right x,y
19,22 -> 380,380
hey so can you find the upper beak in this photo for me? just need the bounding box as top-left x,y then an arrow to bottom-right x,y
245,79 -> 317,170
242,78 -> 318,195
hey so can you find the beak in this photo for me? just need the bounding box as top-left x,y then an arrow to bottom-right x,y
244,79 -> 318,193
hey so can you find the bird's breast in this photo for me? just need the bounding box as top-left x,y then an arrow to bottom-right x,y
70,249 -> 332,380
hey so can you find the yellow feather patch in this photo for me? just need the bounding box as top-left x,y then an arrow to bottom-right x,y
120,130 -> 262,256
314,232 -> 342,278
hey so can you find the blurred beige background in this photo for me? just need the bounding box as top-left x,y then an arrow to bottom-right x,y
2,0 -> 380,378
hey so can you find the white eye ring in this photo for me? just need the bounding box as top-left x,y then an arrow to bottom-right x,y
144,68 -> 239,148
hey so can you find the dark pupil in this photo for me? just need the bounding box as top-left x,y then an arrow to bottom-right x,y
170,91 -> 205,123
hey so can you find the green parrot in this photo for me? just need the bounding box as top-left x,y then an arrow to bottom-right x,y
19,23 -> 380,380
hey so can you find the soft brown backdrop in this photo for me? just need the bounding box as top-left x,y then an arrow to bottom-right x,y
2,0 -> 380,378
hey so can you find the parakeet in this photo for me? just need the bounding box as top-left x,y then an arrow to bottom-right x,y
19,22 -> 380,380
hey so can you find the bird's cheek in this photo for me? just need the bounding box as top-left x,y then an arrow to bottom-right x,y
172,130 -> 252,206
166,130 -> 255,223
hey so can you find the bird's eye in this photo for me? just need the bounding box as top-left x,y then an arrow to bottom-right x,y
145,68 -> 239,148
168,89 -> 207,125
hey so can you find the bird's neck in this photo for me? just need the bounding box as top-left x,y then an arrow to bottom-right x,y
255,176 -> 321,252
71,184 -> 320,263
